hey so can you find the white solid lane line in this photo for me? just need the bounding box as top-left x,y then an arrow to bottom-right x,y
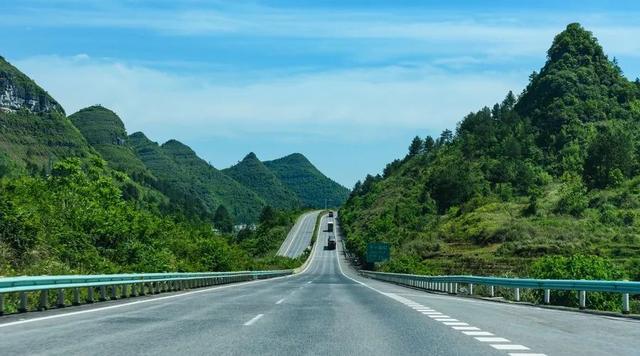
275,298 -> 285,305
282,212 -> 309,257
244,314 -> 264,326
2,212 -> 322,331
0,272 -> 297,329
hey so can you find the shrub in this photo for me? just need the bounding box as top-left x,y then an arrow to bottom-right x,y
529,255 -> 624,311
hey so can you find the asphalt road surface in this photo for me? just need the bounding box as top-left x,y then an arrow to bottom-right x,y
276,210 -> 320,258
1,213 -> 638,355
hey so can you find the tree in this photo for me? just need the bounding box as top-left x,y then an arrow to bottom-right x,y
408,136 -> 423,156
583,123 -> 635,188
555,173 -> 588,217
259,205 -> 276,226
423,136 -> 435,153
213,205 -> 234,233
438,129 -> 453,146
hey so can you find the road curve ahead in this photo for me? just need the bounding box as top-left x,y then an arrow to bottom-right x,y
276,210 -> 320,258
1,214 -> 639,355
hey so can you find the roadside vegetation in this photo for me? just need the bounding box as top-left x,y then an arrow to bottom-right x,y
0,157 -> 309,276
340,23 -> 640,309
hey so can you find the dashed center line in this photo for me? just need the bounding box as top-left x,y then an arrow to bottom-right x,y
275,298 -> 285,305
243,314 -> 264,326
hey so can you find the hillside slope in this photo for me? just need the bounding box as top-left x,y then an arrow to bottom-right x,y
160,140 -> 266,223
340,23 -> 640,278
69,106 -> 156,184
222,152 -> 300,210
263,153 -> 349,207
0,56 -> 93,176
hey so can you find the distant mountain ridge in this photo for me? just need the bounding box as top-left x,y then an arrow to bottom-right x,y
222,152 -> 300,210
0,55 -> 348,223
263,153 -> 349,208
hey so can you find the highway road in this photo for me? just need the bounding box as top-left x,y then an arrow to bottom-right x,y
276,210 -> 320,258
1,213 -> 639,355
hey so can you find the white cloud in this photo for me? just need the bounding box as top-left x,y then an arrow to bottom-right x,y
14,55 -> 527,143
4,3 -> 639,57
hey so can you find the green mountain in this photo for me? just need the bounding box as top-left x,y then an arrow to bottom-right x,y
340,23 -> 640,280
263,153 -> 349,208
68,106 -> 156,185
127,131 -> 217,220
160,140 -> 266,222
0,56 -> 93,176
222,152 -> 300,210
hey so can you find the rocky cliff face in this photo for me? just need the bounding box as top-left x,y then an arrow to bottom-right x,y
0,57 -> 63,114
0,81 -> 59,113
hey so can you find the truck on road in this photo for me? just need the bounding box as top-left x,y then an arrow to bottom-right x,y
327,235 -> 336,250
327,221 -> 334,232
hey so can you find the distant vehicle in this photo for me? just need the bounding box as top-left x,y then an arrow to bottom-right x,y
327,235 -> 336,250
327,221 -> 334,232
328,211 -> 334,217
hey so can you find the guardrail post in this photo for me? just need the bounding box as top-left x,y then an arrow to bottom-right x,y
0,293 -> 4,315
121,285 -> 128,298
73,288 -> 80,305
515,288 -> 520,302
57,289 -> 65,308
38,290 -> 48,311
19,292 -> 28,312
111,285 -> 117,300
469,284 -> 473,295
99,286 -> 107,301
87,287 -> 94,303
579,291 -> 586,309
490,286 -> 495,297
454,283 -> 458,294
622,293 -> 630,314
544,289 -> 550,304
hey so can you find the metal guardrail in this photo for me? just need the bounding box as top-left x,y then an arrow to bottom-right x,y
360,270 -> 639,314
0,270 -> 292,315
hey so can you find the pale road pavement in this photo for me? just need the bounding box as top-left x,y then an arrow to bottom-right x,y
0,213 -> 638,355
276,210 -> 320,258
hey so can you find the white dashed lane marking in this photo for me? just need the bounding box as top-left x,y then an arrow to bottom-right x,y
383,292 -> 546,356
243,314 -> 264,326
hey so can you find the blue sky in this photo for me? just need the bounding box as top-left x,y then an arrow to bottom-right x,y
2,1 -> 640,187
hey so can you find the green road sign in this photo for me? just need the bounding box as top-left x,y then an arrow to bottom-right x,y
366,242 -> 390,263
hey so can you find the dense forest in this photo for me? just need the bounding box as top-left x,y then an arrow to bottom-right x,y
341,24 -> 640,288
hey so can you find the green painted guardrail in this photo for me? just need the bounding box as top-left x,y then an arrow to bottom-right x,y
0,270 -> 293,315
360,270 -> 640,314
